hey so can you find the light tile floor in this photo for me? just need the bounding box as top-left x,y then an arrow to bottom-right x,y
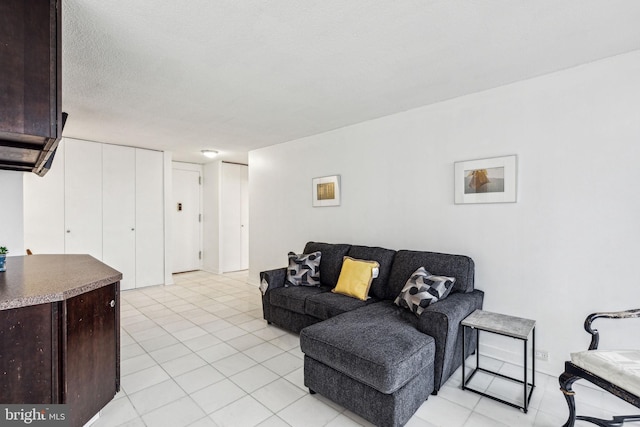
91,270 -> 635,427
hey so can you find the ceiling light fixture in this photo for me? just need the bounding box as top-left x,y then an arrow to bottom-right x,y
201,149 -> 218,158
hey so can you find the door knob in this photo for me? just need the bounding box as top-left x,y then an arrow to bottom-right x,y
109,300 -> 116,308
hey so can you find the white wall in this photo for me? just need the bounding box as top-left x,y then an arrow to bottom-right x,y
0,171 -> 25,256
249,50 -> 640,375
24,142 -> 65,254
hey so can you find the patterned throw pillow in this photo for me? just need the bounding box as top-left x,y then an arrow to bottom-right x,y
286,251 -> 322,287
394,267 -> 456,316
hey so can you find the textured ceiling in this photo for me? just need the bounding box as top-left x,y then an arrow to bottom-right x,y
61,1 -> 640,163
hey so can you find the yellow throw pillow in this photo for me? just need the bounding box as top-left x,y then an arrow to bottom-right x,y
332,256 -> 380,301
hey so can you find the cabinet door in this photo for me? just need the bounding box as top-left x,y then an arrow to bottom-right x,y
65,139 -> 102,259
0,303 -> 54,403
135,149 -> 164,287
65,284 -> 118,427
103,145 -> 136,290
0,0 -> 59,141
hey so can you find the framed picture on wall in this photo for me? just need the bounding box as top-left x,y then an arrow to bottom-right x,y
454,155 -> 517,204
312,175 -> 341,207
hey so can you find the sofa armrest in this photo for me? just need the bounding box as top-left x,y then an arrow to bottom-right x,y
260,267 -> 287,294
417,290 -> 484,391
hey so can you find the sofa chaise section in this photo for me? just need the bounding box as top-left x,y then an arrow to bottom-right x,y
301,302 -> 435,427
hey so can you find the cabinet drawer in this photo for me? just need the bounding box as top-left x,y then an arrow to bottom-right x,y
66,284 -> 117,320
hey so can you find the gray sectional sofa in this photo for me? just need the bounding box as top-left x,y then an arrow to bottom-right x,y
260,242 -> 484,427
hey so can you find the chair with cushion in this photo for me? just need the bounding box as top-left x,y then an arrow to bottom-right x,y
559,308 -> 640,427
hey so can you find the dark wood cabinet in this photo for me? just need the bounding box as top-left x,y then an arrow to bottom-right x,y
0,0 -> 62,175
65,284 -> 120,426
0,283 -> 120,427
0,303 -> 54,403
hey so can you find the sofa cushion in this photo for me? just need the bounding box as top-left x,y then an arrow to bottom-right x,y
305,292 -> 379,320
300,301 -> 435,394
571,350 -> 640,397
394,267 -> 455,316
332,257 -> 380,301
286,251 -> 322,287
347,245 -> 396,300
269,286 -> 330,314
304,242 -> 351,288
387,250 -> 474,299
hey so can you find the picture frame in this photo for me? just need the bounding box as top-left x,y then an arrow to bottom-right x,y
454,155 -> 517,204
312,175 -> 341,207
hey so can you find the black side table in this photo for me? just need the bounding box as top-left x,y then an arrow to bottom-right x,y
461,309 -> 536,413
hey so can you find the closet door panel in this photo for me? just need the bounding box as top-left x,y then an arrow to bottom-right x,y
240,166 -> 249,270
103,145 -> 136,290
135,149 -> 164,287
65,140 -> 102,259
221,163 -> 247,272
24,139 -> 65,254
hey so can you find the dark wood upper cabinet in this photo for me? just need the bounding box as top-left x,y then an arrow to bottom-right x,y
0,0 -> 62,175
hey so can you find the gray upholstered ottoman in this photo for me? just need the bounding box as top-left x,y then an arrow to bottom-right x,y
300,302 -> 435,427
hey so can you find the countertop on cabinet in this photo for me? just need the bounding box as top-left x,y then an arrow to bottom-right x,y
0,255 -> 122,310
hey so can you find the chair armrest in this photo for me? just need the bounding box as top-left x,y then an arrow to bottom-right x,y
585,308 -> 640,350
417,290 -> 484,390
259,267 -> 287,294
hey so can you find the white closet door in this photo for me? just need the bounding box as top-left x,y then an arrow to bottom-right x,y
65,139 -> 103,259
221,163 -> 248,272
240,166 -> 249,270
103,145 -> 136,290
135,149 -> 164,287
24,139 -> 65,254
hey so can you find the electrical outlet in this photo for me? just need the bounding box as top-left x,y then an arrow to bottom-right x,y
535,350 -> 549,361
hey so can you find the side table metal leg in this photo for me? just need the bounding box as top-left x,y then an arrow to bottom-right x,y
532,327 -> 536,389
524,338 -> 528,413
476,329 -> 480,368
462,325 -> 466,389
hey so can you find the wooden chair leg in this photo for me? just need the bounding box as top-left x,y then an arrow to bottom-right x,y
559,371 -> 579,427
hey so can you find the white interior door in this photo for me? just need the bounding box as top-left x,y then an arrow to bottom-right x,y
103,145 -> 136,290
172,169 -> 201,273
65,139 -> 103,259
